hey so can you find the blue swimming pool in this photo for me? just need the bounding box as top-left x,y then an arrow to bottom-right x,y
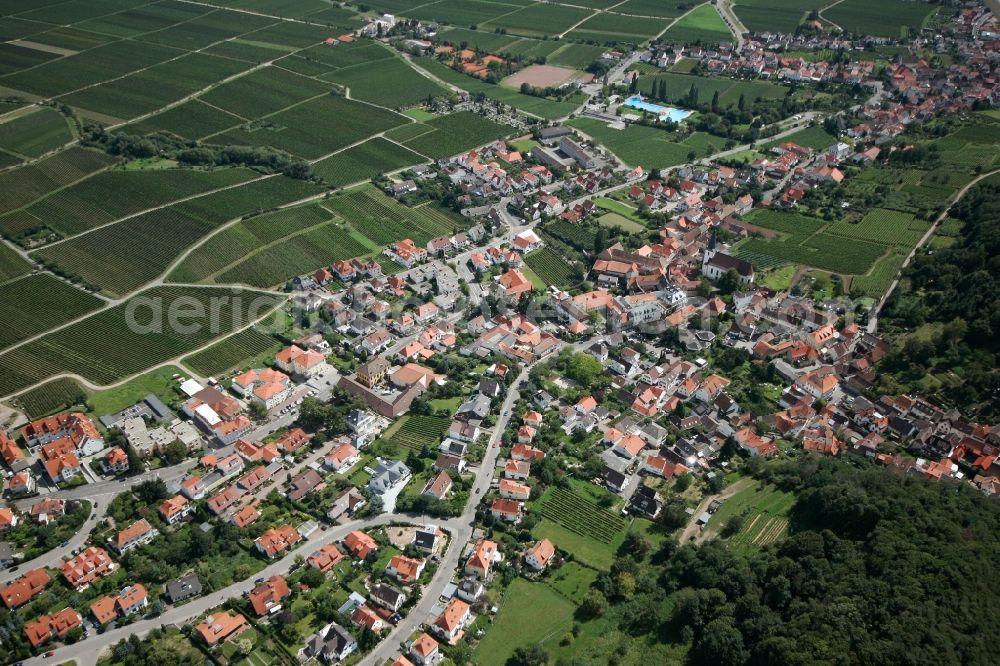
624,94 -> 693,123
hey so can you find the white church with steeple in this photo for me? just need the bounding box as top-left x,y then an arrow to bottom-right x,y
701,230 -> 755,284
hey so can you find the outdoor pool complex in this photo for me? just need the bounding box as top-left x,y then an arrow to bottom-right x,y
624,94 -> 693,122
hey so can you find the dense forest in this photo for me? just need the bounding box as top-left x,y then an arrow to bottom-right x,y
586,457 -> 999,666
878,182 -> 1000,420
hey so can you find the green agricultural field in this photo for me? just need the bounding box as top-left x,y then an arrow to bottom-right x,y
313,137 -> 426,188
546,43 -> 606,69
0,167 -> 258,239
826,208 -> 928,247
397,111 -> 515,160
213,93 -> 406,160
381,414 -> 450,451
35,176 -> 326,297
0,107 -> 72,159
409,0 -> 518,27
0,275 -> 104,349
169,203 -> 334,283
1,40 -> 185,99
736,233 -> 886,274
321,55 -> 449,109
0,42 -> 59,77
661,3 -> 732,45
568,117 -> 691,168
292,41 -> 394,74
0,286 -> 282,397
0,146 -> 117,216
183,326 -> 284,376
823,0 -> 937,38
851,250 -> 907,298
430,27 -> 522,53
13,377 -> 88,419
324,185 -> 466,247
615,0 -> 694,17
524,246 -> 578,287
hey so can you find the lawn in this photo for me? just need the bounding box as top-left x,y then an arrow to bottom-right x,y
597,212 -> 645,233
758,264 -> 797,291
532,483 -> 628,569
85,365 -> 186,416
473,578 -> 577,666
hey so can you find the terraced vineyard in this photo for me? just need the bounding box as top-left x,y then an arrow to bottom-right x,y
383,415 -> 450,451
35,176 -> 326,296
524,247 -> 578,287
313,138 -> 426,188
183,327 -> 284,377
0,147 -> 116,215
0,167 -> 258,238
13,377 -> 87,419
324,186 -> 465,247
169,204 -> 333,283
215,223 -> 370,288
0,275 -> 104,349
540,488 -> 626,544
0,286 -> 282,397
